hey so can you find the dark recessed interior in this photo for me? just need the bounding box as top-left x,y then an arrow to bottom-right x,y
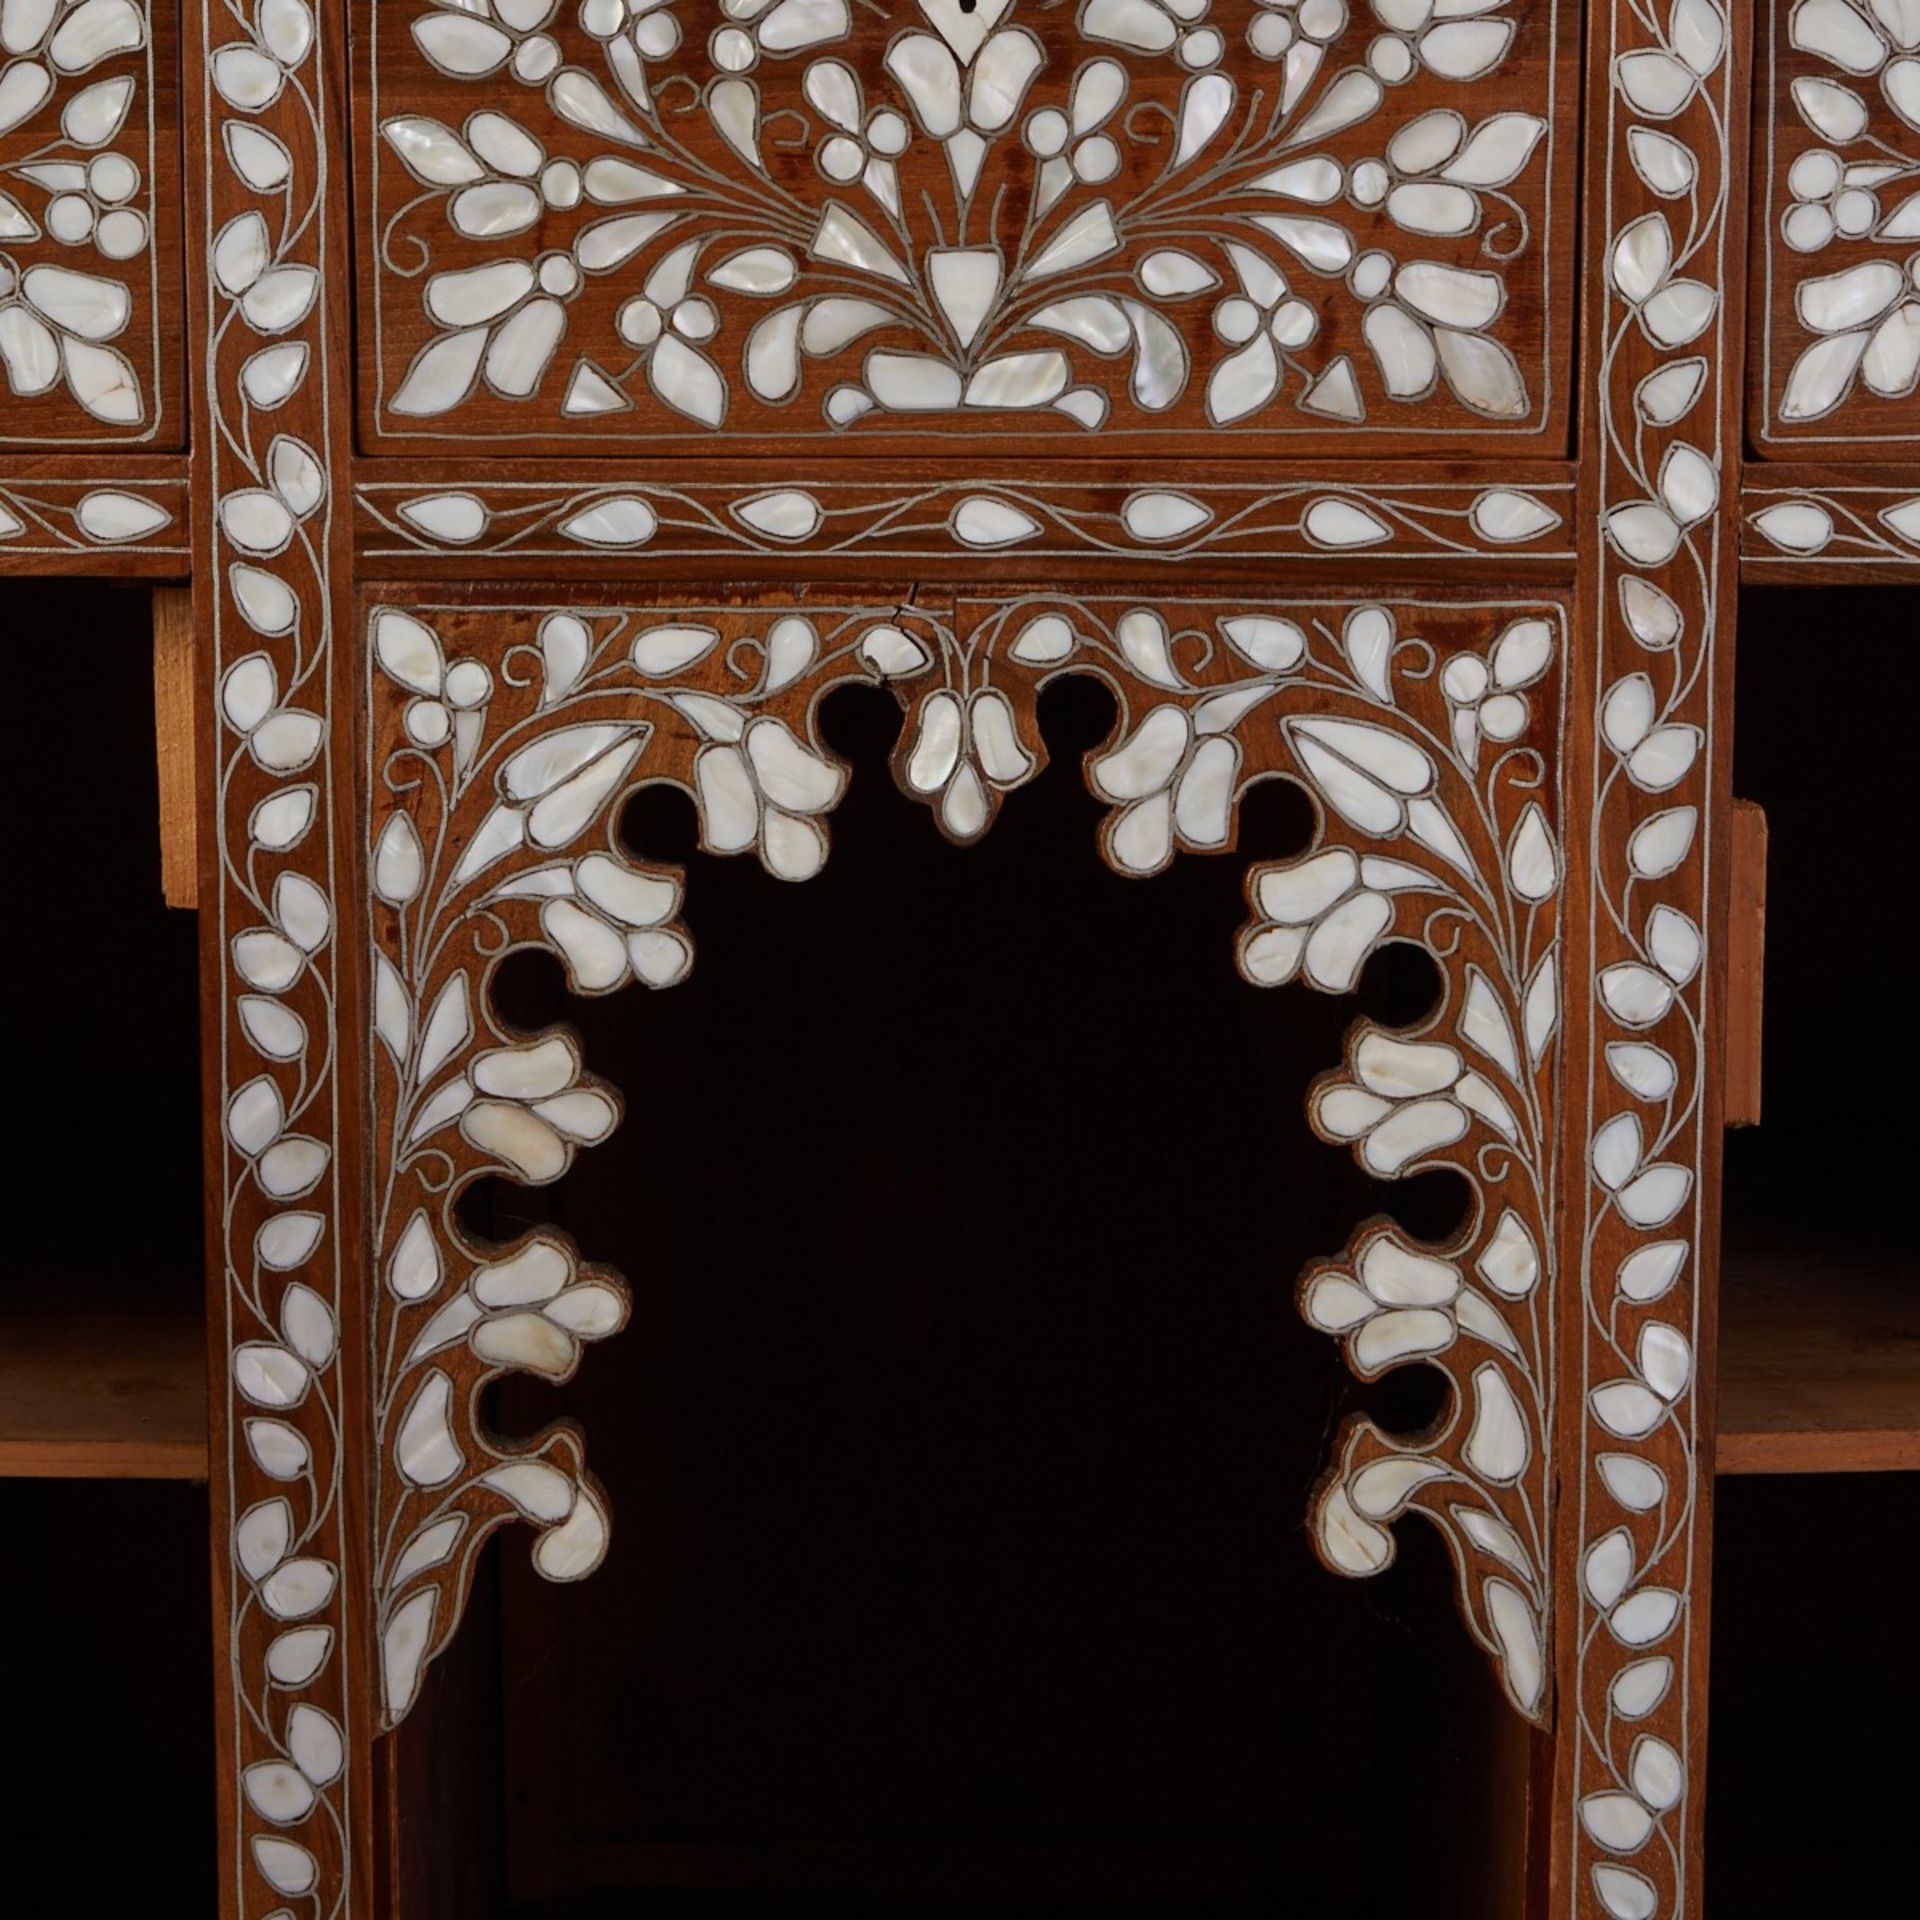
1704,1475 -> 1908,1920
1722,585 -> 1915,1266
1706,586 -> 1917,1920
7,580 -> 203,1317
0,1477 -> 217,1918
0,583 -> 212,1918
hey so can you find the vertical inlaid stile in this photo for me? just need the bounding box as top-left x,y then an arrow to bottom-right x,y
1556,4 -> 1750,1918
188,0 -> 371,1913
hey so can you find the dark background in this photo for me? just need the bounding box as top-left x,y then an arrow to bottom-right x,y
0,580 -> 1912,1916
2,580 -> 214,1918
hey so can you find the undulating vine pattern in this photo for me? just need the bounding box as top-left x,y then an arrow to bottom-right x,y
1759,0 -> 1920,442
0,471 -> 183,552
0,0 -> 170,439
1575,2 -> 1736,1915
197,0 -> 357,1911
360,0 -> 1567,443
353,472 -> 1573,562
1743,479 -> 1920,560
365,590 -> 1567,1729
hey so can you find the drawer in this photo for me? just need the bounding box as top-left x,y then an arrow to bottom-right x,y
0,0 -> 184,446
353,0 -> 1577,456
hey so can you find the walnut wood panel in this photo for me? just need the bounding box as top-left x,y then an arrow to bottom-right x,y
1752,0 -> 1920,452
0,0 -> 183,445
1723,799 -> 1764,1129
353,0 -> 1577,456
1718,1256 -> 1920,1474
159,3 -> 1775,1915
0,1306 -> 208,1479
154,583 -> 198,909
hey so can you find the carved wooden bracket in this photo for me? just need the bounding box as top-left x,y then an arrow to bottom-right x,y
361,589 -> 1568,1728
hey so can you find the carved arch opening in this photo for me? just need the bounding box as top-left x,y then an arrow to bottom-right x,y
361,587 -> 1568,1736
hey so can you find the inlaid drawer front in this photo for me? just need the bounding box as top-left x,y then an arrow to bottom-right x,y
0,0 -> 181,443
1756,0 -> 1920,447
356,0 -> 1573,452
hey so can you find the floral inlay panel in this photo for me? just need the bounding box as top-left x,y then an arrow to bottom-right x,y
358,0 -> 1569,447
365,588 -> 1567,1730
1758,0 -> 1920,443
0,0 -> 177,441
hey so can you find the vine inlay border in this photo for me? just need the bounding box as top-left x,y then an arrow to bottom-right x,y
352,473 -> 1575,565
1570,2 -> 1741,1914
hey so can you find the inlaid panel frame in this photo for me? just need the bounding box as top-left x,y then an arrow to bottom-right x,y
188,0 -> 376,1913
185,4 -> 1754,1918
1738,459 -> 1920,573
0,450 -> 186,566
351,459 -> 1580,571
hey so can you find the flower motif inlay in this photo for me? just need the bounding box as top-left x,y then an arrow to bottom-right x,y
366,589 -> 1569,1730
0,0 -> 172,439
1760,0 -> 1920,438
361,0 -> 1569,443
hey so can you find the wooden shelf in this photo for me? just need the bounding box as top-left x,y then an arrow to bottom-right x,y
10,1265 -> 1909,1483
1717,1255 -> 1920,1475
0,1308 -> 208,1480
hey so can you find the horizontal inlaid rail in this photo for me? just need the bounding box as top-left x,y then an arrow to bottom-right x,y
0,453 -> 189,573
353,457 -> 1578,576
1740,464 -> 1920,578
